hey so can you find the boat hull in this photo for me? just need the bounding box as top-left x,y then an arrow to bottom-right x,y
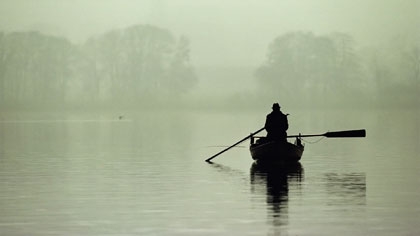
250,140 -> 304,164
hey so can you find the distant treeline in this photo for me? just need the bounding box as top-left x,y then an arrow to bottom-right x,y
0,25 -> 196,109
255,32 -> 419,109
0,26 -> 418,110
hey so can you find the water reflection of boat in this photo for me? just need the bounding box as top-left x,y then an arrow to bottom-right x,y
250,162 -> 304,228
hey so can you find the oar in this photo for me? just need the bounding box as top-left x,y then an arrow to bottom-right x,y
205,127 -> 265,162
287,129 -> 366,138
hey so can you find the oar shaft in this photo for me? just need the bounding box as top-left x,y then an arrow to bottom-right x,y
205,127 -> 265,162
287,134 -> 323,138
287,129 -> 366,138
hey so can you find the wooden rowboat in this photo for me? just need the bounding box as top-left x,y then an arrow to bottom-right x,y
250,137 -> 304,164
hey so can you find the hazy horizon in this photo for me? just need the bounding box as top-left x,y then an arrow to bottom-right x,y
1,0 -> 418,67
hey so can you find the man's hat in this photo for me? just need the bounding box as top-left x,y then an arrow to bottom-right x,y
272,103 -> 280,109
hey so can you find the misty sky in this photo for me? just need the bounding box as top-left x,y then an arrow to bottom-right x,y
0,0 -> 418,66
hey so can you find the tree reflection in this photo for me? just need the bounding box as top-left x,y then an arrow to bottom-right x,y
324,172 -> 366,206
250,162 -> 303,228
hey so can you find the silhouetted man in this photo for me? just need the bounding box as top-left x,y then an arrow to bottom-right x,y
265,103 -> 288,142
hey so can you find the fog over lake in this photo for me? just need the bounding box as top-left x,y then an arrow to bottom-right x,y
0,0 -> 419,235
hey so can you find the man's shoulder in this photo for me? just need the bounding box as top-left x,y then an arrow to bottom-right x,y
267,111 -> 284,116
267,112 -> 276,118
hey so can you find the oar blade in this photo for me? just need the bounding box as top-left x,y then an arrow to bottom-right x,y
325,129 -> 366,138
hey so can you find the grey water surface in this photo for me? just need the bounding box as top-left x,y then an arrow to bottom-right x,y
0,109 -> 419,235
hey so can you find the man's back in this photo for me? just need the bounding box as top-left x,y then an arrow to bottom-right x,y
265,110 -> 288,140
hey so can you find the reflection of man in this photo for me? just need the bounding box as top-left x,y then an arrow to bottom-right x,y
265,103 -> 288,141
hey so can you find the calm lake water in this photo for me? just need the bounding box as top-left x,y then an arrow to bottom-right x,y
0,109 -> 419,235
